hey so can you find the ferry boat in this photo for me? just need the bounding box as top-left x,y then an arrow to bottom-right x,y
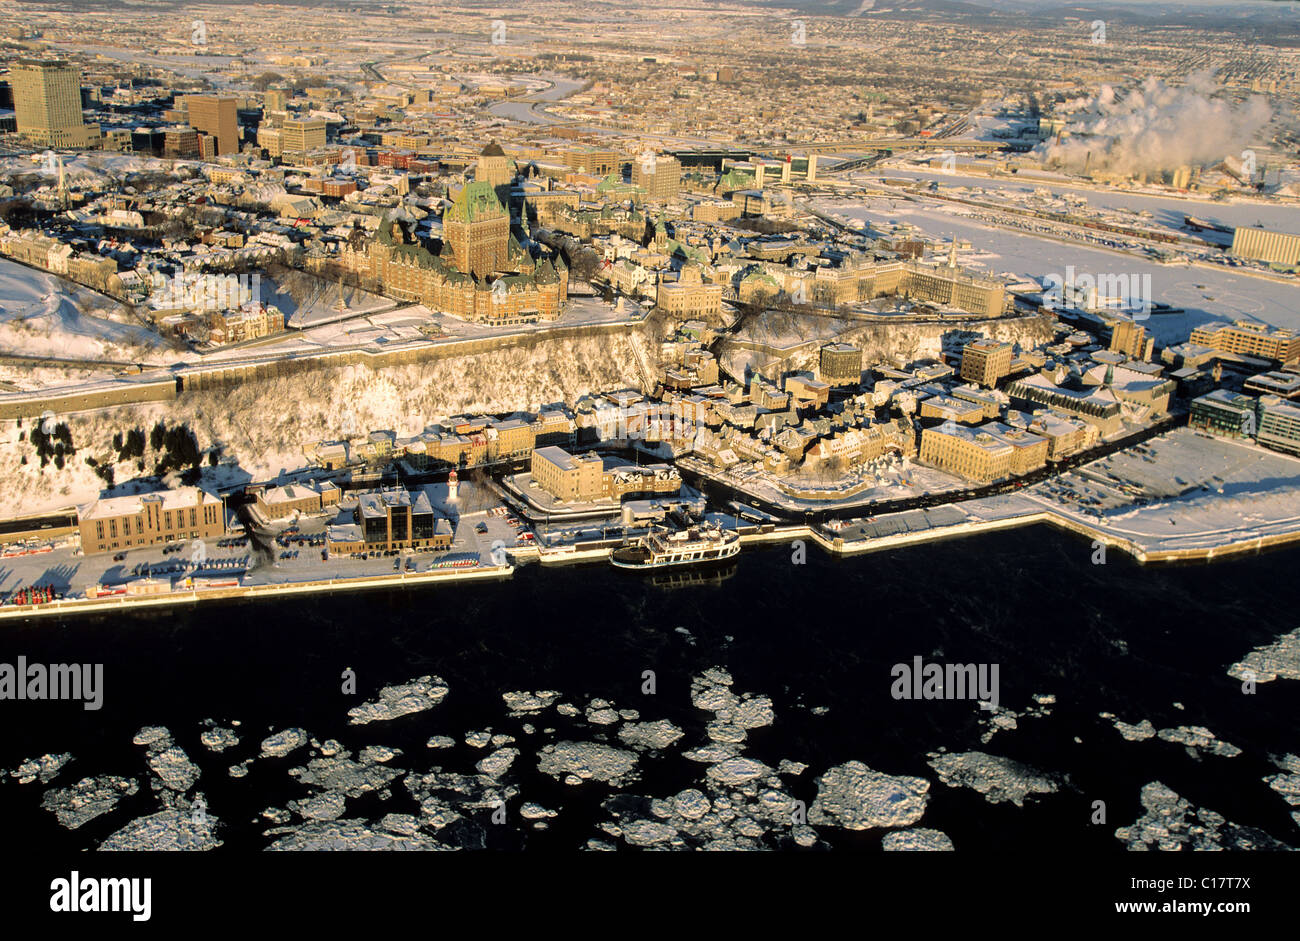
610,521 -> 740,570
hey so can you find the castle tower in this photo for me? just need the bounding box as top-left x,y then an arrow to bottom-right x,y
475,141 -> 513,208
444,181 -> 509,279
475,141 -> 511,188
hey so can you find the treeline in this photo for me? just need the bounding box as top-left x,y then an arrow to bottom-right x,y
82,421 -> 218,488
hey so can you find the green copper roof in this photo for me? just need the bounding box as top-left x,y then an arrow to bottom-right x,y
445,181 -> 506,224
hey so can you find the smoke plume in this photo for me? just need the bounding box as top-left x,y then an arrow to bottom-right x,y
1036,73 -> 1272,175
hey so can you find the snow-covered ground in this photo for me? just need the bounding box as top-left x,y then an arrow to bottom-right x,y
0,259 -> 172,368
1023,429 -> 1300,553
201,293 -> 639,362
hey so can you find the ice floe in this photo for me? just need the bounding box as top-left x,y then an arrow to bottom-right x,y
475,747 -> 519,778
617,720 -> 684,751
290,791 -> 347,822
706,757 -> 771,788
259,728 -> 309,759
927,751 -> 1057,807
1228,628 -> 1300,684
502,690 -> 561,714
99,805 -> 221,851
1156,725 -> 1241,758
586,705 -> 620,725
132,727 -> 199,792
882,828 -> 954,851
10,752 -> 72,785
265,819 -> 447,851
808,761 -> 930,830
347,675 -> 449,725
41,776 -> 138,829
288,749 -> 404,798
537,741 -> 638,785
199,726 -> 239,753
1265,754 -> 1300,828
1101,713 -> 1157,741
1115,781 -> 1291,851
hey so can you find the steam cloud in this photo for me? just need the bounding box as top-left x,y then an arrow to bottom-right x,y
1036,73 -> 1272,175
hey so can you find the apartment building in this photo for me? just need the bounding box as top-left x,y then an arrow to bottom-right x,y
960,339 -> 1014,387
819,343 -> 863,386
1109,319 -> 1154,361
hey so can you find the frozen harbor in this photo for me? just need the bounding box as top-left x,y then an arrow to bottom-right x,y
818,196 -> 1300,341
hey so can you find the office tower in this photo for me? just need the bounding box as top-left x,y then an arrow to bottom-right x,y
632,154 -> 681,201
11,59 -> 95,148
280,118 -> 327,155
187,95 -> 238,155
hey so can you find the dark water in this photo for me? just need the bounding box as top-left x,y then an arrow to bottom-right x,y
2,524 -> 1298,852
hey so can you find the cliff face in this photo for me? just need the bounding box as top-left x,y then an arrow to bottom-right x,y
0,325 -> 660,519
